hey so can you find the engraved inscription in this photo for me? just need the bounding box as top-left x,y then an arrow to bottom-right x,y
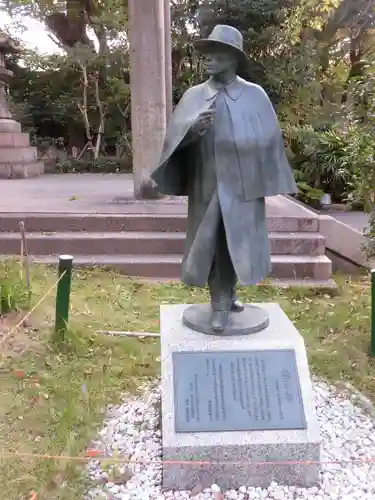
173,350 -> 306,433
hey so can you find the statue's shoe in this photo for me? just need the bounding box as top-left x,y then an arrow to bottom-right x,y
211,310 -> 229,332
231,298 -> 244,312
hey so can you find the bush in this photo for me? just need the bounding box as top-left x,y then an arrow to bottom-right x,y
51,156 -> 133,174
363,210 -> 375,261
284,123 -> 375,209
291,179 -> 325,208
344,128 -> 375,213
0,261 -> 30,315
284,125 -> 355,205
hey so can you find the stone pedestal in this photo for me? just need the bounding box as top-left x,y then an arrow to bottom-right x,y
0,37 -> 44,179
0,120 -> 44,179
160,303 -> 321,490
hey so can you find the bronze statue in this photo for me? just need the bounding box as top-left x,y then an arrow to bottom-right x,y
152,25 -> 297,334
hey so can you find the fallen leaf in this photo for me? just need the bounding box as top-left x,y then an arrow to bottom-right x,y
190,483 -> 203,496
86,449 -> 103,457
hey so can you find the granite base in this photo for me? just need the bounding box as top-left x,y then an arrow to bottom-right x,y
160,303 -> 321,490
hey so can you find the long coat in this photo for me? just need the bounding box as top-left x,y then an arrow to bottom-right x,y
151,77 -> 297,287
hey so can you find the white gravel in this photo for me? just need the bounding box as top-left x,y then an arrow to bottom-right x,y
85,379 -> 375,500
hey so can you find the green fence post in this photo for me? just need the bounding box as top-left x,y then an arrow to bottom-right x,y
372,270 -> 375,358
54,255 -> 73,341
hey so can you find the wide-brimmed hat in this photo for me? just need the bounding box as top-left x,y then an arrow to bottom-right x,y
194,25 -> 248,71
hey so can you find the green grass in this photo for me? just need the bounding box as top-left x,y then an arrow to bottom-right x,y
0,261 -> 374,499
0,261 -> 31,314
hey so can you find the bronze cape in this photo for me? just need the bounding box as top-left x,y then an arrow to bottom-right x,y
151,77 -> 297,287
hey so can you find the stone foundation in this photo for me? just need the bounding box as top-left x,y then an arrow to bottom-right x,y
0,119 -> 44,179
161,303 -> 321,490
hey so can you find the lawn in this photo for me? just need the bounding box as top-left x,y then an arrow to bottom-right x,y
0,260 -> 373,500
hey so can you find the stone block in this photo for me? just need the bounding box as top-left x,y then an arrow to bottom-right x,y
0,164 -> 11,178
269,232 -> 325,255
0,119 -> 22,133
0,132 -> 30,147
0,162 -> 44,179
10,162 -> 44,178
320,214 -> 371,269
0,146 -> 37,163
161,303 -> 321,491
270,255 -> 332,279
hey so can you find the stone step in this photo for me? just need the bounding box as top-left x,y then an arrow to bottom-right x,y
0,147 -> 37,163
269,277 -> 337,291
0,133 -> 30,148
0,213 -> 319,233
25,254 -> 332,280
0,162 -> 44,179
0,231 -> 325,256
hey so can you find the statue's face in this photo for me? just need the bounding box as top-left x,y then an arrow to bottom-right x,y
203,48 -> 237,76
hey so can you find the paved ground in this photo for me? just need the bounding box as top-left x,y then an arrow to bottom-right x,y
0,173 -> 318,218
325,211 -> 370,233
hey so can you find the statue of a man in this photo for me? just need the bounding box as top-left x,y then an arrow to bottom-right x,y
151,25 -> 297,333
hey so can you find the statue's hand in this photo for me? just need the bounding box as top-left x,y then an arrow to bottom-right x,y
191,109 -> 216,136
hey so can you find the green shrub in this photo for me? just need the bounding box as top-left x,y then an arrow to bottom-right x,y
52,156 -> 132,174
291,179 -> 325,207
284,124 -> 355,204
284,123 -> 375,209
0,261 -> 30,315
344,129 -> 375,213
363,210 -> 375,260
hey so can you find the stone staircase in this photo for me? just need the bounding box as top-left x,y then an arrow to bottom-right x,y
0,207 -> 334,286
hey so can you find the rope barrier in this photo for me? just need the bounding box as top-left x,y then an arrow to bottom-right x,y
0,270 -> 66,353
23,451 -> 375,500
1,450 -> 375,467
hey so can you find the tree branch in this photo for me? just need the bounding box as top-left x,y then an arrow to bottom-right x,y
77,64 -> 92,145
93,70 -> 106,158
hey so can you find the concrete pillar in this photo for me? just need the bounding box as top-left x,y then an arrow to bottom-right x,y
129,0 -> 167,199
164,0 -> 173,122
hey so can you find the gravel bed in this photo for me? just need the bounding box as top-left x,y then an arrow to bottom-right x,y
85,380 -> 375,500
